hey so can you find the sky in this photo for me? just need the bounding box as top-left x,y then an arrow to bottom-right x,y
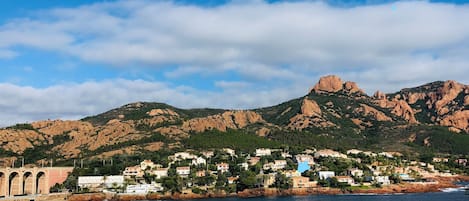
0,0 -> 468,126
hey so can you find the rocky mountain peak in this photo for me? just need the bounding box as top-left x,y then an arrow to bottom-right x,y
311,75 -> 344,93
310,75 -> 365,95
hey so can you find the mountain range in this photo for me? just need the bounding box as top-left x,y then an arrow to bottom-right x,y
0,75 -> 468,166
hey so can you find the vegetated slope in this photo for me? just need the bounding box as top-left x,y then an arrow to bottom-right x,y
0,75 -> 467,166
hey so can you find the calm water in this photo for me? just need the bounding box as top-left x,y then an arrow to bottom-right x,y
169,190 -> 468,201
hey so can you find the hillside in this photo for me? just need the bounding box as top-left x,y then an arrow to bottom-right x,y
0,75 -> 468,166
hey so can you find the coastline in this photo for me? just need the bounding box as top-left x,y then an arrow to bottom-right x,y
64,175 -> 469,201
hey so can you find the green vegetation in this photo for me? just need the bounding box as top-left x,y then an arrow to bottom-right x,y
6,123 -> 36,130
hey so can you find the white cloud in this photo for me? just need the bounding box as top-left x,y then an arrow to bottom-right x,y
0,79 -> 308,127
0,1 -> 468,125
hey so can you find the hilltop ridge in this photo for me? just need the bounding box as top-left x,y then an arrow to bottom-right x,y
0,75 -> 468,166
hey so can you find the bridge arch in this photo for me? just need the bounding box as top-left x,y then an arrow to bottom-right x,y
23,172 -> 34,195
36,171 -> 46,194
0,172 -> 5,197
8,172 -> 20,196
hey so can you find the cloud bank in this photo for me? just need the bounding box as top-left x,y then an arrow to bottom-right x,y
0,0 -> 468,126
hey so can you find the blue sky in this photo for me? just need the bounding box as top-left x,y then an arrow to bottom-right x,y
0,0 -> 468,126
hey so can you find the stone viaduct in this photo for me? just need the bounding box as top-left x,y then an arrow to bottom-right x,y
0,167 -> 72,197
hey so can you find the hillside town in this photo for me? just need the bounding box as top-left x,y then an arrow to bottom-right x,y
75,148 -> 468,195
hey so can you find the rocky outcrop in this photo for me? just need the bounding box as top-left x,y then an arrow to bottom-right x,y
311,75 -> 344,93
439,110 -> 469,133
182,111 -> 264,132
344,81 -> 364,94
434,80 -> 464,115
355,104 -> 392,121
156,126 -> 189,140
311,75 -> 365,95
147,108 -> 179,117
301,98 -> 322,117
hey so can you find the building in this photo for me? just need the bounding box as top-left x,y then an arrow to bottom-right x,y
314,149 -> 347,159
78,175 -> 124,191
196,170 -> 206,177
348,168 -> 364,177
255,148 -> 272,156
272,160 -> 287,171
432,157 -> 449,163
283,170 -> 301,178
192,157 -> 207,166
318,171 -> 335,180
176,166 -> 191,177
455,159 -> 468,166
172,152 -> 197,161
123,166 -> 144,178
336,176 -> 354,185
216,163 -> 230,173
223,148 -> 236,156
126,183 -> 163,194
292,176 -> 317,188
238,162 -> 249,171
295,154 -> 315,166
140,160 -> 156,170
153,168 -> 168,179
248,157 -> 261,165
399,173 -> 415,182
201,151 -> 215,158
374,176 -> 391,185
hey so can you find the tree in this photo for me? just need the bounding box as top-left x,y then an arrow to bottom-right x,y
215,172 -> 227,190
272,174 -> 291,189
237,171 -> 257,191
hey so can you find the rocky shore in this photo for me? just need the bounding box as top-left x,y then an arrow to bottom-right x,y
65,176 -> 469,201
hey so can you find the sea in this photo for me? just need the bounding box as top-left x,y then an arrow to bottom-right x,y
159,189 -> 468,201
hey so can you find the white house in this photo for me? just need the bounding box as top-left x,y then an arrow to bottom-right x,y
176,166 -> 191,177
192,157 -> 207,166
123,166 -> 144,177
318,171 -> 335,180
126,183 -> 163,194
374,176 -> 391,185
314,149 -> 347,159
238,162 -> 249,171
217,163 -> 230,173
272,160 -> 287,170
255,148 -> 272,156
153,168 -> 169,179
78,175 -> 124,190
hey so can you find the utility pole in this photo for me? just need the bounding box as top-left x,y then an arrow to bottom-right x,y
22,157 -> 24,168
81,159 -> 83,168
73,159 -> 76,168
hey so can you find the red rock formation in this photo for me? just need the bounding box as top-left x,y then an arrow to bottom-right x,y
311,75 -> 344,93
